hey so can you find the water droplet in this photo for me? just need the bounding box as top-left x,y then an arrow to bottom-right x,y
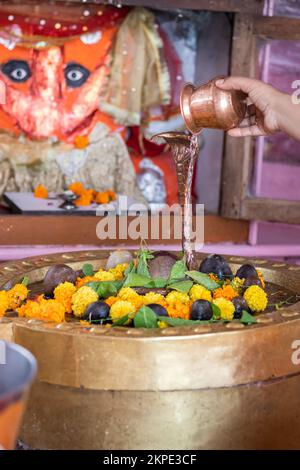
40,19 -> 46,26
83,9 -> 90,16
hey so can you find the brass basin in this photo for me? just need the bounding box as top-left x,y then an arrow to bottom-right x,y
0,251 -> 299,449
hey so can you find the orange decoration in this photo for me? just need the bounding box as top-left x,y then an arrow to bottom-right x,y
34,184 -> 48,199
74,135 -> 90,149
213,285 -> 238,301
68,182 -> 85,196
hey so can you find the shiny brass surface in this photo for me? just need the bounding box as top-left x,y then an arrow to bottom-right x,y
180,77 -> 247,133
0,250 -> 299,449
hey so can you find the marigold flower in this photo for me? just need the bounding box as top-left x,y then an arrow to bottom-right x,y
166,291 -> 190,306
34,184 -> 48,199
167,302 -> 190,320
189,285 -> 212,302
109,263 -> 128,280
231,276 -> 245,294
74,134 -> 89,149
95,191 -> 110,205
7,284 -> 28,310
54,282 -> 77,314
110,300 -> 135,321
72,286 -> 98,318
105,296 -> 118,307
94,271 -> 116,281
244,285 -> 267,312
209,273 -> 219,282
75,189 -> 94,207
213,298 -> 235,321
17,298 -> 65,323
118,287 -> 140,302
69,182 -> 85,196
256,270 -> 265,289
143,292 -> 166,305
158,320 -> 169,328
213,285 -> 238,301
0,291 -> 9,317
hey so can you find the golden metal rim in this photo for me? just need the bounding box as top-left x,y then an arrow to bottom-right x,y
0,250 -> 299,339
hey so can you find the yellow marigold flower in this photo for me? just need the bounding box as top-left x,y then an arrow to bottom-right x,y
213,285 -> 238,301
166,291 -> 190,306
256,270 -> 265,289
231,277 -> 244,294
189,285 -> 212,302
94,271 -> 115,281
209,273 -> 219,282
72,286 -> 98,318
0,291 -> 9,317
167,303 -> 190,320
213,298 -> 235,321
54,282 -> 77,314
109,263 -> 128,280
110,300 -> 135,321
143,292 -> 166,305
7,284 -> 28,310
117,287 -> 140,302
105,296 -> 118,307
244,285 -> 267,312
158,320 -> 169,328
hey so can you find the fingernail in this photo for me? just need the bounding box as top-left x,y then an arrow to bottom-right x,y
215,79 -> 225,86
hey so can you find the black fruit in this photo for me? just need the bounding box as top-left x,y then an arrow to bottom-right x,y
199,254 -> 233,280
147,303 -> 169,317
244,276 -> 262,289
236,264 -> 258,280
190,300 -> 213,321
43,264 -> 77,295
148,251 -> 178,279
83,301 -> 110,323
232,296 -> 249,319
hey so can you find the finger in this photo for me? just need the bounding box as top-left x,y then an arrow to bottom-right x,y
227,125 -> 267,137
215,76 -> 263,95
239,114 -> 257,127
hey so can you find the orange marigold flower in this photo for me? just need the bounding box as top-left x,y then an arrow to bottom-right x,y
213,285 -> 238,301
17,298 -> 65,323
7,284 -> 28,310
75,189 -> 94,207
105,296 -> 118,307
107,189 -> 117,201
34,184 -> 48,199
209,273 -> 219,282
74,135 -> 90,149
95,191 -> 110,205
69,182 -> 85,196
76,276 -> 98,288
167,302 -> 190,320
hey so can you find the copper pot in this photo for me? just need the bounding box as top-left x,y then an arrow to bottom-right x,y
180,77 -> 247,134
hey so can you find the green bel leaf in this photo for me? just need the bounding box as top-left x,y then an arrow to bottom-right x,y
185,271 -> 220,291
124,261 -> 136,277
240,310 -> 257,324
112,314 -> 130,327
210,302 -> 221,320
168,259 -> 188,284
152,277 -> 168,288
168,280 -> 193,293
82,263 -> 94,277
123,273 -> 153,288
21,276 -> 29,287
134,305 -> 158,328
87,280 -> 123,298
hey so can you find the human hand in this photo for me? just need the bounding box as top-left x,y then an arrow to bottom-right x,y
215,76 -> 284,137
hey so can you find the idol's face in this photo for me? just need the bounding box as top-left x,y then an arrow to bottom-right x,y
0,28 -> 117,141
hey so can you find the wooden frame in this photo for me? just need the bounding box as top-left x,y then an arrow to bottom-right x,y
221,14 -> 300,224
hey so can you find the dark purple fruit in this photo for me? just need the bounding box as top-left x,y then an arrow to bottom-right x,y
232,296 -> 249,319
148,251 -> 178,279
190,300 -> 213,321
147,303 -> 168,317
43,264 -> 77,295
244,276 -> 262,289
199,254 -> 233,280
83,301 -> 110,323
236,264 -> 258,280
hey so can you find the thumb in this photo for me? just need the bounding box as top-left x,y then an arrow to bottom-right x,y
215,76 -> 260,94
